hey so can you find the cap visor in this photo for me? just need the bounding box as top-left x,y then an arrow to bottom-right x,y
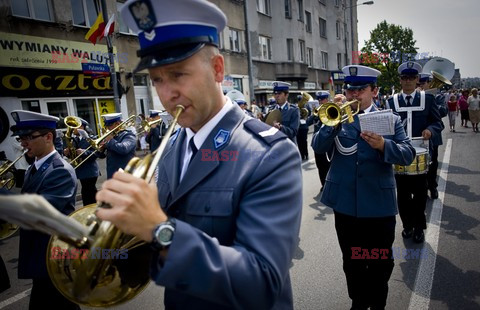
134,43 -> 206,73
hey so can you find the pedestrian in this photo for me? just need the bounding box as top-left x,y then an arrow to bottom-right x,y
9,110 -> 79,309
467,88 -> 480,132
272,82 -> 301,144
98,113 -> 136,179
447,94 -> 458,132
387,61 -> 444,243
312,65 -> 415,309
95,0 -> 303,309
458,89 -> 470,127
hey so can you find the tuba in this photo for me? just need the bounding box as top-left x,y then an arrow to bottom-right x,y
70,115 -> 137,169
422,57 -> 455,89
45,106 -> 184,307
315,100 -> 360,126
64,116 -> 82,166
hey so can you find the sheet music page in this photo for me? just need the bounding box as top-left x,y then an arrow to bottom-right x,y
358,109 -> 395,136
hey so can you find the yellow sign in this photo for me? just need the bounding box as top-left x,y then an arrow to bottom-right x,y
0,32 -> 120,71
95,99 -> 116,129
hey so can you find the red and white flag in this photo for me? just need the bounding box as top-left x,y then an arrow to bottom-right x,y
101,14 -> 115,40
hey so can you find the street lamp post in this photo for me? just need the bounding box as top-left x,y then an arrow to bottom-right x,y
343,1 -> 374,65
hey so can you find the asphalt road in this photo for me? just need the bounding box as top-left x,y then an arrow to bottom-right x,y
1,124 -> 479,309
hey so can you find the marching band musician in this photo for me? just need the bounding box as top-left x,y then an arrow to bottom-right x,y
387,61 -> 444,243
98,113 -> 136,179
95,0 -> 302,309
234,99 -> 255,117
63,119 -> 100,205
312,65 -> 415,310
271,81 -> 300,143
9,110 -> 79,309
417,73 -> 448,200
146,109 -> 166,152
307,90 -> 331,193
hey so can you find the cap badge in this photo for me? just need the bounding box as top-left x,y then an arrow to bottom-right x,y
214,129 -> 230,149
129,0 -> 156,31
407,62 -> 414,69
349,67 -> 358,76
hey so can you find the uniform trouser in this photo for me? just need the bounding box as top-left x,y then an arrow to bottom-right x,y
79,177 -> 98,206
29,278 -> 80,310
395,174 -> 428,230
334,212 -> 396,309
427,145 -> 439,191
0,254 -> 10,293
314,152 -> 330,188
297,128 -> 309,159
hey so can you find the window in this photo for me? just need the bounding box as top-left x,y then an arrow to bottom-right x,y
305,11 -> 312,32
21,100 -> 41,113
335,0 -> 340,7
134,74 -> 148,86
285,0 -> 292,18
297,0 -> 304,22
319,18 -> 327,38
337,53 -> 342,69
307,48 -> 314,67
256,0 -> 270,15
11,0 -> 54,21
287,39 -> 294,61
117,1 -> 135,34
233,78 -> 243,93
259,36 -> 272,60
336,21 -> 341,39
321,51 -> 328,69
71,0 -> 99,27
218,31 -> 224,50
229,28 -> 241,52
299,40 -> 305,63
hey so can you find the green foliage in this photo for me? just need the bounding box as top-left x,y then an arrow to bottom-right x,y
360,20 -> 418,95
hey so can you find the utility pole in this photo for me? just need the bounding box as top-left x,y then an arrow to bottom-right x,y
100,0 -> 121,112
243,0 -> 255,104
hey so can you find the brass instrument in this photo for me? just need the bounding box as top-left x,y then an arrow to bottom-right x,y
0,149 -> 27,190
137,118 -> 163,136
265,109 -> 282,126
0,150 -> 27,240
64,116 -> 82,167
315,100 -> 360,126
71,115 -> 137,169
422,57 -> 455,89
297,91 -> 313,109
46,106 -> 184,307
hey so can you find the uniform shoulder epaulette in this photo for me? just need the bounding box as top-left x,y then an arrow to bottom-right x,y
52,156 -> 64,168
244,119 -> 287,145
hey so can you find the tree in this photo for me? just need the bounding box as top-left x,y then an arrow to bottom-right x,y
360,20 -> 418,95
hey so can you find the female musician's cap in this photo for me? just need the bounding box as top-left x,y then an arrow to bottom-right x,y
273,81 -> 291,92
342,65 -> 381,90
120,0 -> 227,72
419,73 -> 432,83
149,109 -> 162,117
398,61 -> 422,76
102,113 -> 123,126
10,110 -> 59,136
315,91 -> 330,100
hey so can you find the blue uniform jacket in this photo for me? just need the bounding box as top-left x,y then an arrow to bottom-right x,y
153,104 -> 303,310
19,152 -> 77,278
387,91 -> 444,152
279,103 -> 300,143
102,130 -> 136,179
63,136 -> 100,179
146,122 -> 166,152
312,106 -> 415,217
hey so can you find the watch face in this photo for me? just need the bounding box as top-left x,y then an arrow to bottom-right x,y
157,225 -> 174,245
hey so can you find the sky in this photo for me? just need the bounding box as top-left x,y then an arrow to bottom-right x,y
356,0 -> 480,78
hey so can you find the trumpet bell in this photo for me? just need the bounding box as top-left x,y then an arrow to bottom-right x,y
422,57 -> 455,89
0,221 -> 19,240
316,100 -> 360,127
298,92 -> 313,109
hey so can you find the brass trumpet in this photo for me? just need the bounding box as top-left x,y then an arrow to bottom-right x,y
71,115 -> 137,169
315,100 -> 360,126
46,106 -> 184,307
137,118 -> 163,136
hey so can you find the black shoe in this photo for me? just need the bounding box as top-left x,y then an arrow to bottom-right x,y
430,188 -> 438,199
402,228 -> 413,239
413,229 -> 425,243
